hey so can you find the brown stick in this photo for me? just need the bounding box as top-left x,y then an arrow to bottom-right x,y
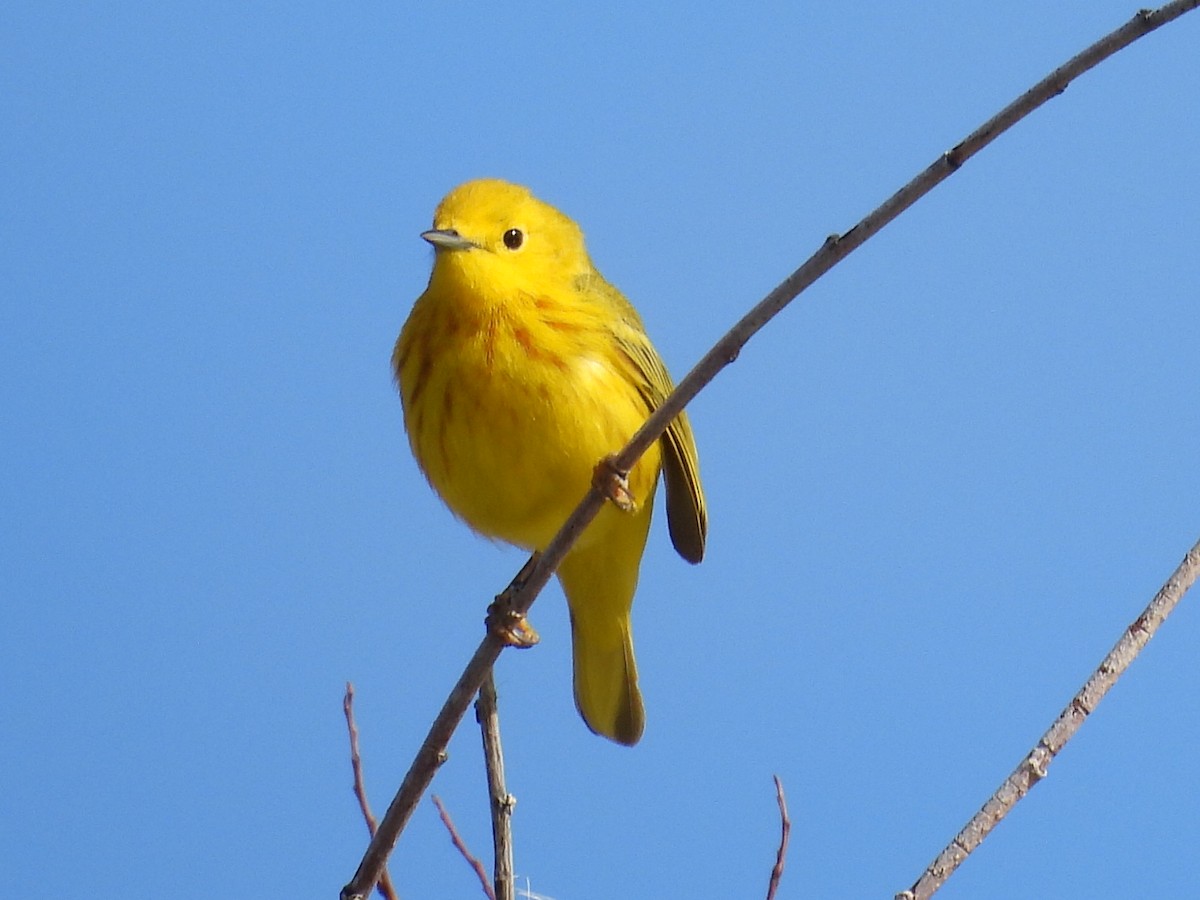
341,5 -> 1199,897
766,775 -> 791,900
476,671 -> 515,900
897,534 -> 1200,900
342,684 -> 400,900
432,796 -> 495,900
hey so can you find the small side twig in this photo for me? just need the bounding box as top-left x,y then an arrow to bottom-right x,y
433,795 -> 495,900
343,684 -> 400,900
476,670 -> 515,900
897,533 -> 1200,900
766,775 -> 791,900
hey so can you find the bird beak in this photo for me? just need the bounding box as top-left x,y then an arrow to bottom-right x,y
421,229 -> 476,251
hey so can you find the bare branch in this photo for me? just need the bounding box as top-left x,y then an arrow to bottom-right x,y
766,775 -> 791,900
432,795 -> 496,900
340,5 -> 1199,897
897,534 -> 1200,900
476,671 -> 515,900
342,684 -> 400,900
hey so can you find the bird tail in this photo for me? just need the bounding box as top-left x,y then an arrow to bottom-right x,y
568,601 -> 644,746
556,512 -> 650,746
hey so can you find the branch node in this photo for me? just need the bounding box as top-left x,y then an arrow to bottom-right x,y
1026,746 -> 1052,780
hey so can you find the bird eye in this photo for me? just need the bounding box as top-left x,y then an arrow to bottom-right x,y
502,228 -> 524,250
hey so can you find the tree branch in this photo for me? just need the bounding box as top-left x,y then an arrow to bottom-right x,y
342,684 -> 400,900
476,671 -> 515,900
896,533 -> 1200,899
432,796 -> 495,900
766,775 -> 791,900
340,4 -> 1199,897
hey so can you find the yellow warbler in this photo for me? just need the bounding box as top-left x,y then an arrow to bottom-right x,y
394,179 -> 706,745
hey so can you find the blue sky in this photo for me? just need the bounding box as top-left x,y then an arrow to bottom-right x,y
3,3 -> 1198,898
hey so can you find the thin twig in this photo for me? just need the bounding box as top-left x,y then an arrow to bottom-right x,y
343,683 -> 400,900
432,795 -> 496,900
896,534 -> 1200,900
766,775 -> 791,900
476,670 -> 515,900
340,5 -> 1198,897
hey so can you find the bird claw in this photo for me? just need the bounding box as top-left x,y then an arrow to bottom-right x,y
486,593 -> 541,648
593,455 -> 637,512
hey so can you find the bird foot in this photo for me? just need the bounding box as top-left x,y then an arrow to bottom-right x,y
593,455 -> 637,512
486,591 -> 541,649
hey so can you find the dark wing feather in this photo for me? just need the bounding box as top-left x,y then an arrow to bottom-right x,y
607,325 -> 706,561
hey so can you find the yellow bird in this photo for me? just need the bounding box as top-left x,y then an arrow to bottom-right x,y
394,179 -> 706,745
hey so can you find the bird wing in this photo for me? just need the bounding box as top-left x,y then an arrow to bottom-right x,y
582,273 -> 707,564
616,329 -> 707,564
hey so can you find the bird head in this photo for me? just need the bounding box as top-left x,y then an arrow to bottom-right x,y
421,179 -> 592,299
